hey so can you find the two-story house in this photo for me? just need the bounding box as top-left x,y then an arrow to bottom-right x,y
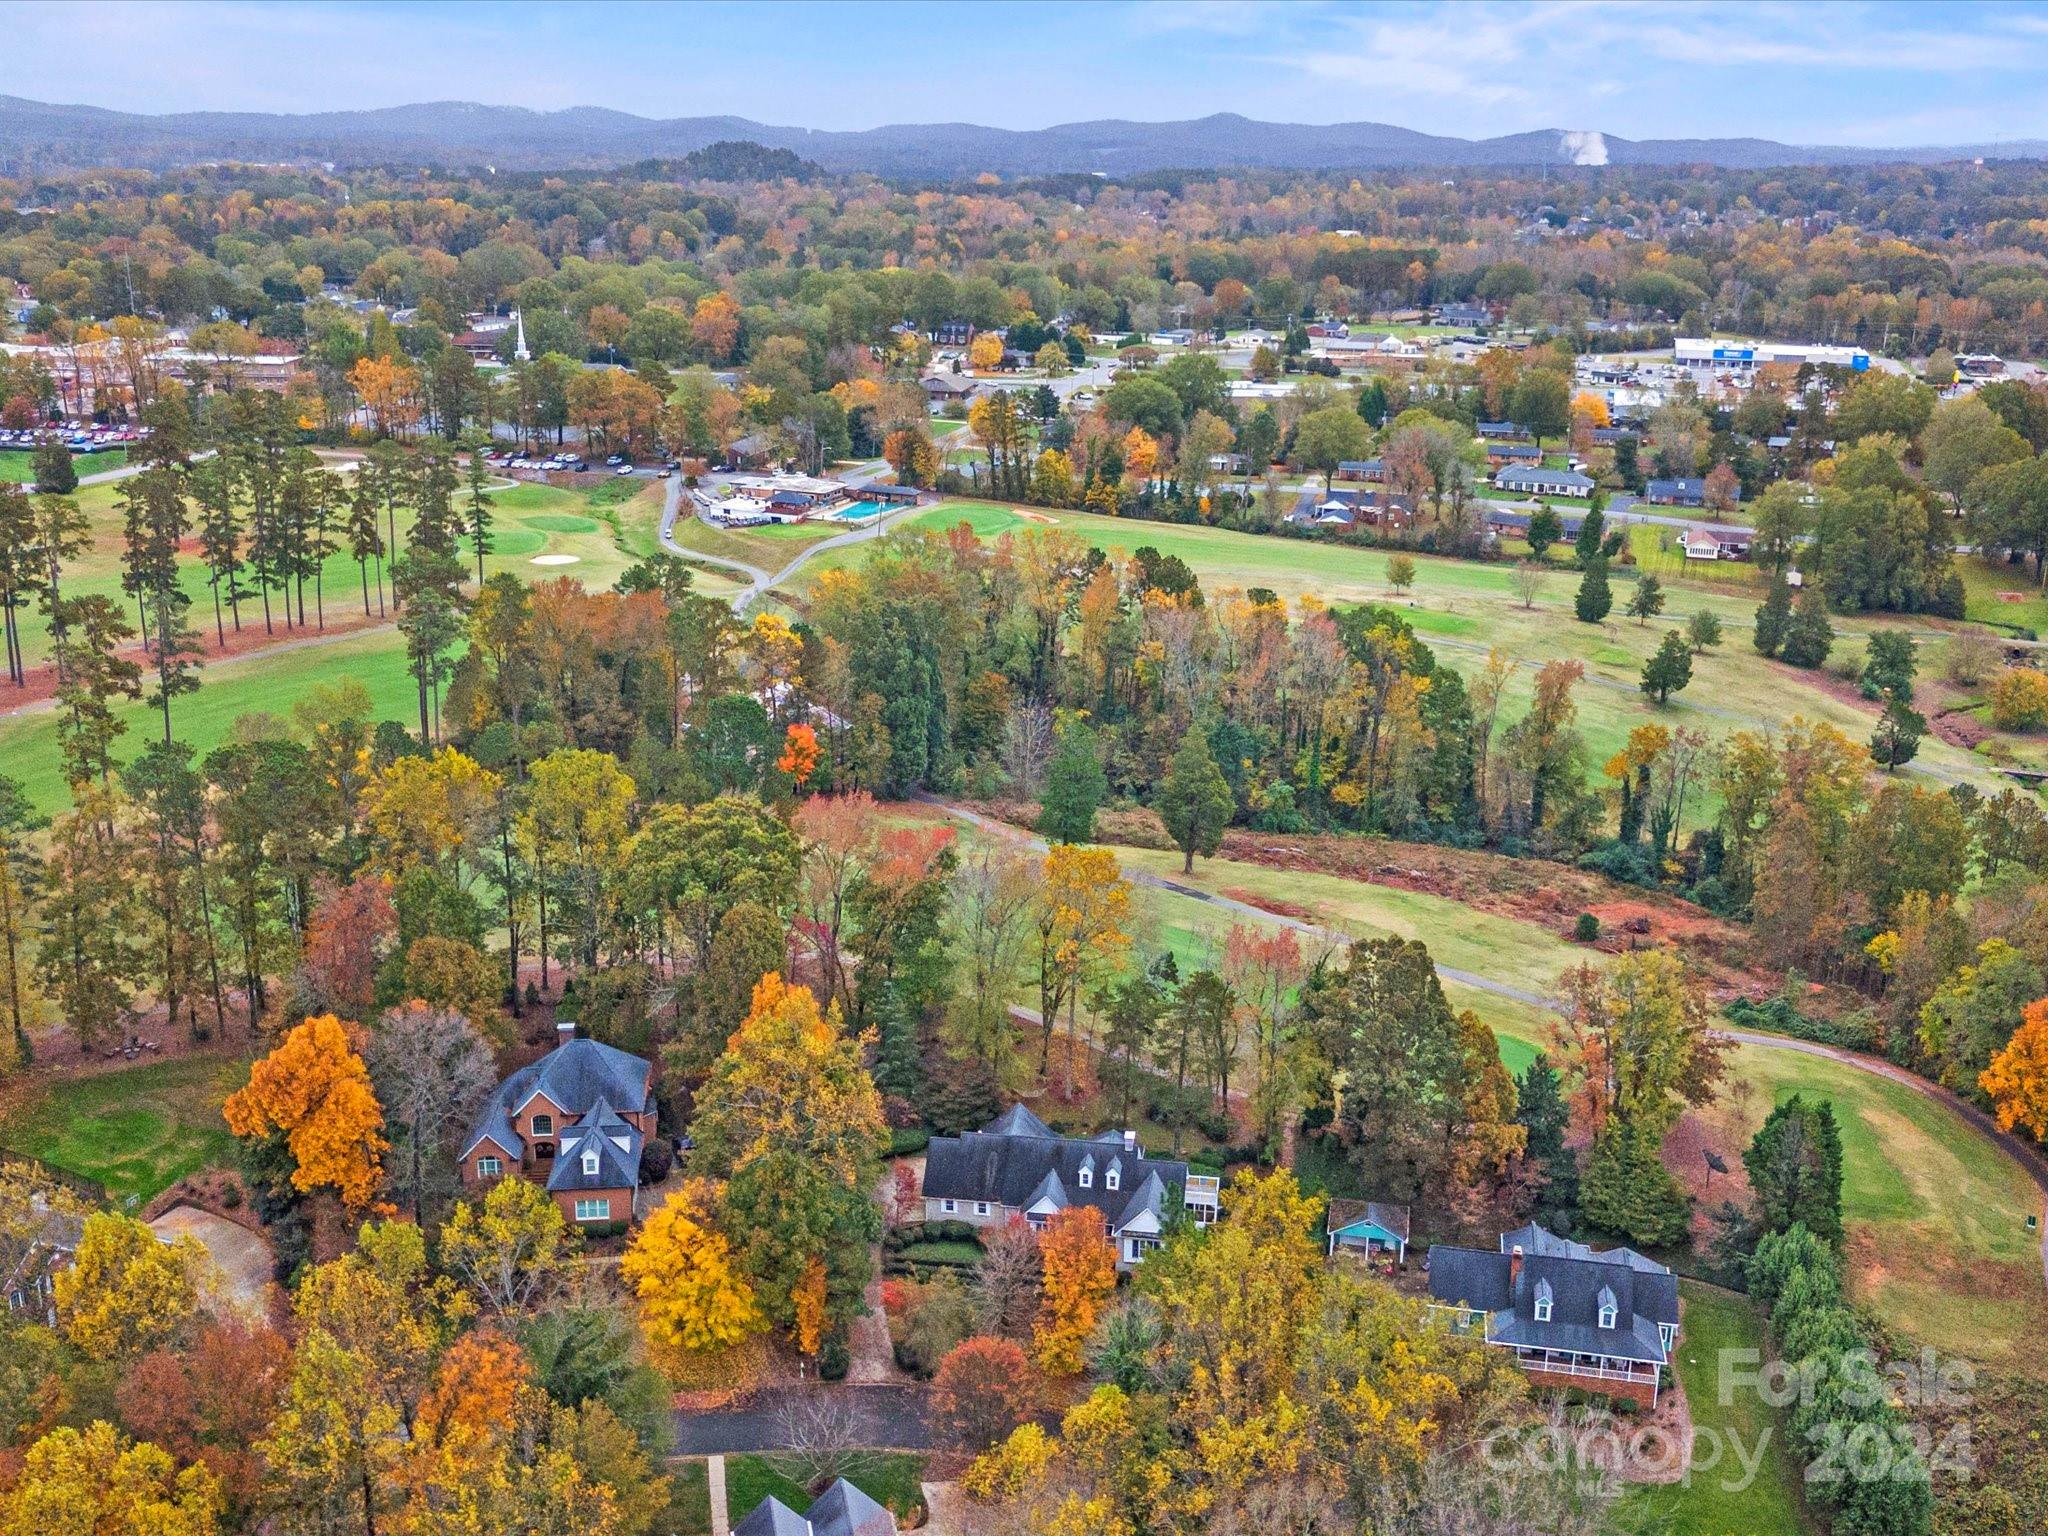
919,1105 -> 1220,1270
1427,1222 -> 1680,1407
459,1022 -> 655,1228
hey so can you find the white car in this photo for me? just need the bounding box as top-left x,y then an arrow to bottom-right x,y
614,464 -> 635,477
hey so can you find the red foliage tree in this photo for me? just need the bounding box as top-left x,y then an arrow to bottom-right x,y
930,1336 -> 1038,1451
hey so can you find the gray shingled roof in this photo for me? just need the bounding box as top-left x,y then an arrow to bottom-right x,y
462,1036 -> 652,1162
545,1098 -> 643,1192
922,1108 -> 1188,1235
1430,1223 -> 1678,1362
734,1480 -> 896,1536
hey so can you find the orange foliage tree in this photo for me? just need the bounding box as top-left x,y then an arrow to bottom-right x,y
1982,998 -> 2048,1140
1032,1205 -> 1116,1375
777,723 -> 821,786
222,1014 -> 388,1210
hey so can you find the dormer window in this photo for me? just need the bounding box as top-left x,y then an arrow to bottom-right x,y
1105,1163 -> 1120,1192
1599,1303 -> 1618,1330
1597,1285 -> 1618,1330
1077,1164 -> 1092,1189
581,1149 -> 600,1177
1532,1277 -> 1553,1324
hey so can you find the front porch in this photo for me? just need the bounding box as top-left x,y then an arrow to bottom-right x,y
1506,1345 -> 1662,1409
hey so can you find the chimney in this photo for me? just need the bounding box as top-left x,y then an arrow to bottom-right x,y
1122,1129 -> 1137,1153
1509,1244 -> 1524,1288
556,1019 -> 576,1043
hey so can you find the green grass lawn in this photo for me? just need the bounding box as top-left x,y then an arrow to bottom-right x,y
723,1453 -> 927,1526
1696,1044 -> 2048,1375
1957,551 -> 2048,634
0,447 -> 128,484
1619,1283 -> 1812,1536
665,1460 -> 713,1536
2,1055 -> 245,1208
896,1239 -> 983,1266
668,513 -> 838,573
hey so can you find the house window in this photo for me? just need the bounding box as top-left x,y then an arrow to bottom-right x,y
1533,1298 -> 1552,1323
573,1198 -> 611,1222
941,1199 -> 957,1214
581,1150 -> 600,1177
1105,1166 -> 1120,1191
1077,1165 -> 1092,1189
1599,1304 -> 1617,1330
530,1114 -> 554,1137
476,1156 -> 503,1178
974,1201 -> 990,1217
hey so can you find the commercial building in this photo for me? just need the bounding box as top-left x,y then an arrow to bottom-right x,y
1674,338 -> 1870,372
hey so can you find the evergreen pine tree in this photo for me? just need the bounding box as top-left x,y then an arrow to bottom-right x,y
1779,586 -> 1835,669
1037,720 -> 1107,844
1625,572 -> 1665,625
1573,500 -> 1606,565
1574,555 -> 1613,623
1870,691 -> 1925,772
1640,630 -> 1694,704
1581,1123 -> 1691,1247
31,438 -> 76,494
1742,1095 -> 1844,1244
1753,571 -> 1793,656
1156,723 -> 1235,873
1515,1054 -> 1579,1224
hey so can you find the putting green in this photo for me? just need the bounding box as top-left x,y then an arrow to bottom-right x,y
483,529 -> 546,557
520,513 -> 602,534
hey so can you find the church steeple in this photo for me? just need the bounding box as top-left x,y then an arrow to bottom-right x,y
512,308 -> 531,363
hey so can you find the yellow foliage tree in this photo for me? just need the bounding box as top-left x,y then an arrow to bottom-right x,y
1121,427 -> 1159,487
969,332 -> 1005,371
1033,1206 -> 1116,1376
361,746 -> 502,884
54,1213 -> 204,1364
619,1183 -> 765,1368
3,1420 -> 222,1536
224,1014 -> 388,1210
792,1255 -> 827,1357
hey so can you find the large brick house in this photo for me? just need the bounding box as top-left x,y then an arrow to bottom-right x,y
1426,1222 -> 1680,1407
920,1105 -> 1220,1270
460,1023 -> 654,1228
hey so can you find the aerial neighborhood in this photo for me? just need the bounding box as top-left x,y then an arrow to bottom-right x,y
4,10 -> 2048,1536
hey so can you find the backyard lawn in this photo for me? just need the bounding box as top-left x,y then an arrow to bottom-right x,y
1618,1283 -> 1811,1536
722,1453 -> 927,1528
2,1054 -> 245,1208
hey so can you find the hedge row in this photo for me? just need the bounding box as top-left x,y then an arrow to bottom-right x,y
1726,995 -> 1881,1054
1750,1225 -> 1932,1536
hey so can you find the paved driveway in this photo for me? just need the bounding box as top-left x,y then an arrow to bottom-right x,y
149,1204 -> 273,1315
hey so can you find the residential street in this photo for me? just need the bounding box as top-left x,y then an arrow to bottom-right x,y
671,1385 -> 933,1455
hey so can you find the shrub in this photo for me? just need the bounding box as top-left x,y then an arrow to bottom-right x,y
637,1138 -> 674,1186
1573,912 -> 1602,943
1991,667 -> 2048,731
888,1126 -> 932,1158
1723,997 -> 1878,1053
818,1333 -> 850,1381
1943,628 -> 2004,686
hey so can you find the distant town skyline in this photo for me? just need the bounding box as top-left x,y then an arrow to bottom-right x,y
15,0 -> 2048,150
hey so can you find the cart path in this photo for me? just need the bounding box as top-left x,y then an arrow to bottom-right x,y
915,794 -> 2048,1295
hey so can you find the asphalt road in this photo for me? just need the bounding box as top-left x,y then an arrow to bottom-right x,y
672,1386 -> 933,1455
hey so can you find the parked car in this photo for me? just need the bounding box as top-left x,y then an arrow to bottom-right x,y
605,454 -> 625,466
613,464 -> 635,477
656,468 -> 673,479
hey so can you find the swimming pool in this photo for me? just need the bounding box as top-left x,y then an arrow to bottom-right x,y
823,499 -> 889,521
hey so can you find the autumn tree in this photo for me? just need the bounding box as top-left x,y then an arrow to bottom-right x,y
365,1002 -> 495,1220
4,1420 -> 222,1536
1033,1205 -> 1117,1376
222,1013 -> 389,1211
56,1212 -> 205,1364
116,1318 -> 290,1529
1034,845 -> 1132,1084
689,974 -> 886,1339
441,1174 -> 579,1316
620,1181 -> 766,1372
1982,998 -> 2048,1141
933,1336 -> 1039,1451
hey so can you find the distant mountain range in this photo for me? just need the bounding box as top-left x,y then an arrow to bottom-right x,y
2,97 -> 2044,178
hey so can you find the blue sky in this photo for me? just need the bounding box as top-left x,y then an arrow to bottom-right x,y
16,0 -> 2048,148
